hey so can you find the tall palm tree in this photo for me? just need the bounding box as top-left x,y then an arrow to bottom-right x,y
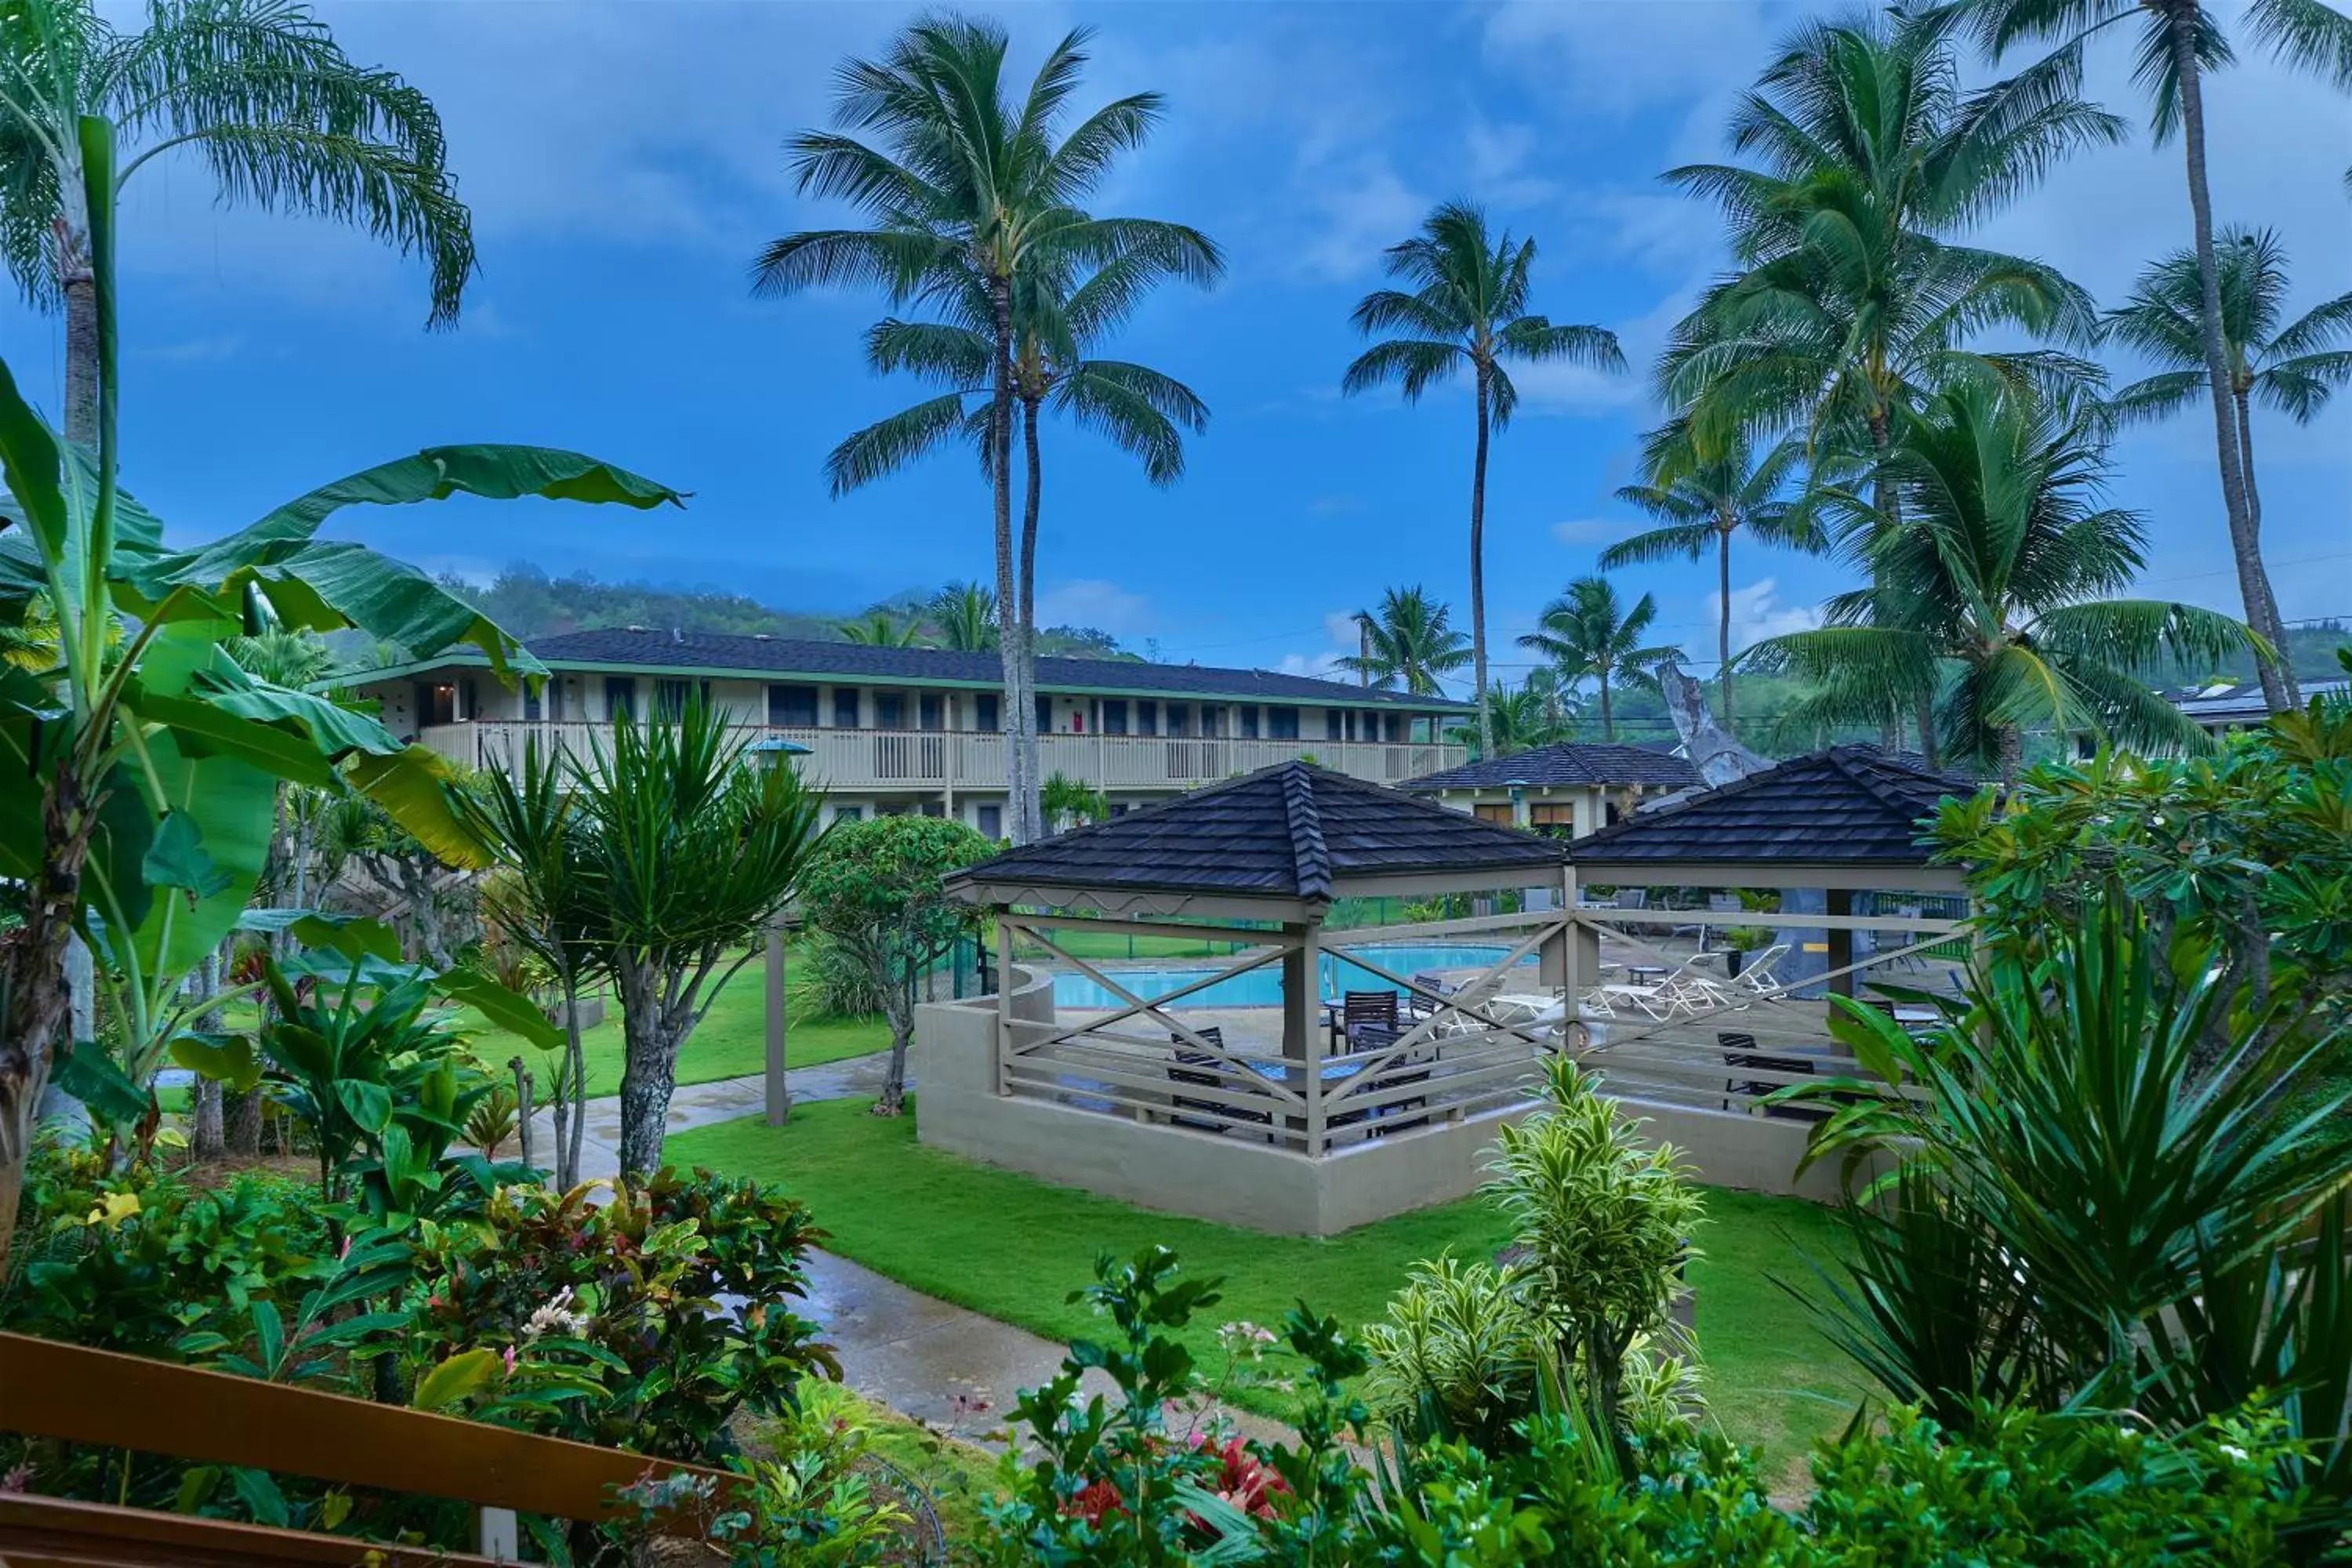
1517,577 -> 1683,742
1444,676 -> 1564,760
1748,381 -> 2255,778
1973,0 -> 2352,713
1601,425 -> 1824,731
0,0 -> 472,444
826,248 -> 1210,666
837,610 -> 927,648
757,16 -> 1218,845
2103,227 -> 2352,568
1334,585 -> 1471,696
927,581 -> 999,652
1661,7 -> 2115,749
1342,200 -> 1624,757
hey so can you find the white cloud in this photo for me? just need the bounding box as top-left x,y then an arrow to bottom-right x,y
1482,0 -> 1786,117
1277,650 -> 1347,679
1037,579 -> 1154,635
1294,158 -> 1427,281
1512,280 -> 1696,416
1710,578 -> 1819,656
1323,611 -> 1365,646
1552,517 -> 1627,546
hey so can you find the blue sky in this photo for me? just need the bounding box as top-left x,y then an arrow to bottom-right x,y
27,0 -> 2352,685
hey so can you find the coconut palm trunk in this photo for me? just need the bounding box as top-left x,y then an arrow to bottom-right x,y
1018,395 -> 1044,839
1715,519 -> 1735,731
2169,7 -> 2295,710
987,278 -> 1038,846
2234,390 -> 2264,539
1469,368 -> 1494,758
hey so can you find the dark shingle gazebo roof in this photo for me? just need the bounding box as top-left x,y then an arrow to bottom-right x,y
1403,742 -> 1700,793
944,761 -> 1568,916
1565,746 -> 1979,890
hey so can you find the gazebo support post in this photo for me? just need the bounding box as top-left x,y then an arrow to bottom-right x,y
1825,889 -> 1855,998
1282,920 -> 1319,1065
1540,867 -> 1579,998
763,921 -> 789,1127
994,909 -> 1014,1095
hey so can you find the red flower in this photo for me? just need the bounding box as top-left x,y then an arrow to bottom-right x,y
1067,1479 -> 1123,1524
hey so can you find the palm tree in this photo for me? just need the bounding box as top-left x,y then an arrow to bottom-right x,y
837,610 -> 927,648
1342,200 -> 1624,757
2103,227 -> 2352,585
826,248 -> 1210,670
927,581 -> 1000,652
1972,0 -> 2352,713
1601,426 -> 1824,731
1335,585 -> 1472,696
1747,381 -> 2255,779
0,0 -> 471,444
1661,7 -> 2116,748
1516,578 -> 1683,742
1443,674 -> 1570,759
757,16 -> 1219,845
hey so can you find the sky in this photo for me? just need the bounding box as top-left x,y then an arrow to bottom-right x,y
24,0 -> 2352,688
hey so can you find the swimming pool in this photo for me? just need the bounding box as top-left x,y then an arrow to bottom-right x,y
1049,942 -> 1537,1011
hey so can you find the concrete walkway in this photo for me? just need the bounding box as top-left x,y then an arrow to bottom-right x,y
522,1054 -> 1289,1450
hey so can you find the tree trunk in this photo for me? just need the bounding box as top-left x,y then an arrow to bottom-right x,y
988,278 -> 1038,845
554,970 -> 586,1190
61,247 -> 97,448
0,764 -> 95,1271
1865,408 -> 1904,754
873,962 -> 916,1117
1017,395 -> 1046,844
1716,522 -> 1734,732
2234,391 -> 2297,704
2172,7 -> 2292,713
1599,670 -> 1613,742
191,952 -> 225,1161
1469,368 -> 1494,759
614,970 -> 682,1184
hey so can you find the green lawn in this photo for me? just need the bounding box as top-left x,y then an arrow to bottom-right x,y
670,1101 -> 1864,1482
444,964 -> 889,1098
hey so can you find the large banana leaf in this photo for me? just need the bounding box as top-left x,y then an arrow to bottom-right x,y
129,446 -> 684,677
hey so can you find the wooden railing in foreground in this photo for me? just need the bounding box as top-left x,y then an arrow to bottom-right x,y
0,1330 -> 746,1566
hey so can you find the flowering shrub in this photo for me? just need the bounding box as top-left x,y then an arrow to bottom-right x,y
407,1167 -> 835,1463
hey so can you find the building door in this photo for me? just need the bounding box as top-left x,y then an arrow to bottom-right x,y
604,677 -> 634,722
415,681 -> 455,728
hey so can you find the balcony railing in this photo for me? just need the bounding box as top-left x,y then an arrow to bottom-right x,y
417,721 -> 1466,793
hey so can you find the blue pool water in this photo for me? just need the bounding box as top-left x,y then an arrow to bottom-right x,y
1050,943 -> 1536,1011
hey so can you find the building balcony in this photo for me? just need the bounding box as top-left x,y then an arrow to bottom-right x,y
416,720 -> 1469,795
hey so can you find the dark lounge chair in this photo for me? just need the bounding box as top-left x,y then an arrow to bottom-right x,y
1719,1030 -> 1829,1123
1342,1021 -> 1433,1135
1167,1026 -> 1269,1133
1342,990 -> 1398,1051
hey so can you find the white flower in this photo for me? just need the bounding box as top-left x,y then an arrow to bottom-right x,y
523,1286 -> 589,1340
2220,1443 -> 2249,1462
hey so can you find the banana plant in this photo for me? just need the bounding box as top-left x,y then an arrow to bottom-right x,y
0,113 -> 684,1263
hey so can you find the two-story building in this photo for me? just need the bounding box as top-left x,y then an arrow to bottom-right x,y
350,626 -> 1472,836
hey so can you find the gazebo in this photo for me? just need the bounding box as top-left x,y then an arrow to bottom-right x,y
916,762 -> 1575,1235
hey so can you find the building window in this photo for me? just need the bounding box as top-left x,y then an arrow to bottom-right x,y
919,694 -> 945,731
1137,699 -> 1157,735
976,694 -> 999,731
920,800 -> 945,818
833,688 -> 861,728
1102,699 -> 1128,735
1036,694 -> 1054,733
524,685 -> 542,722
1269,706 -> 1299,740
654,679 -> 696,721
977,803 -> 1002,838
604,677 -> 635,722
1165,703 -> 1189,737
875,692 -> 905,729
1474,803 -> 1515,825
1326,709 -> 1345,742
769,684 -> 818,727
1530,803 -> 1574,827
1200,704 -> 1225,738
1239,705 -> 1260,739
833,805 -> 862,825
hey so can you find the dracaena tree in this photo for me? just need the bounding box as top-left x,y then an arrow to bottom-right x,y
1971,0 -> 2352,714
757,14 -> 1219,847
1343,200 -> 1624,757
0,0 -> 473,447
564,699 -> 825,1179
0,115 -> 680,1264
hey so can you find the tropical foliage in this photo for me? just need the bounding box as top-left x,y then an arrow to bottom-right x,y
1334,586 -> 1471,697
1343,200 -> 1622,757
1746,381 -> 2252,773
1516,577 -> 1682,742
758,14 -> 1219,845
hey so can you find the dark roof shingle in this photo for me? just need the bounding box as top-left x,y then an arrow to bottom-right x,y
1403,742 -> 1700,792
513,628 -> 1465,709
945,761 -> 1566,904
1566,746 -> 1979,868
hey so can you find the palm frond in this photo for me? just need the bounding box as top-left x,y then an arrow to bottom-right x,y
823,393 -> 976,496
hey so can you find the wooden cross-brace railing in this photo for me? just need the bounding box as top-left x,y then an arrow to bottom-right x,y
0,1331 -> 749,1566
